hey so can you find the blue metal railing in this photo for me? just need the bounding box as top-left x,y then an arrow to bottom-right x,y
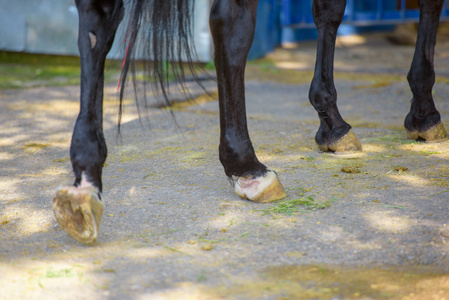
281,0 -> 449,28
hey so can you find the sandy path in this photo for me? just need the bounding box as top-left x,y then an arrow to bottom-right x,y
1,33 -> 449,299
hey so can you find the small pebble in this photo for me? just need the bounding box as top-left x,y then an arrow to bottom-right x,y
202,244 -> 213,251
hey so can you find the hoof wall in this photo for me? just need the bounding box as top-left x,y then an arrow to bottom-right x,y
407,122 -> 448,142
53,186 -> 104,244
235,170 -> 287,203
319,130 -> 362,153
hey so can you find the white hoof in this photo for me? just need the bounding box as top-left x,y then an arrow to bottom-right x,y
235,170 -> 287,203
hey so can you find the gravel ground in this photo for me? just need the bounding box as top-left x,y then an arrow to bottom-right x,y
1,32 -> 449,299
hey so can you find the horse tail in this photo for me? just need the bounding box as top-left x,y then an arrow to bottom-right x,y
118,0 -> 201,127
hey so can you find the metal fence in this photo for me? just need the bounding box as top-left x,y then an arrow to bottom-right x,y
281,0 -> 449,28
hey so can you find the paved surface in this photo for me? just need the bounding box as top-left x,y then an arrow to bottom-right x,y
1,33 -> 449,299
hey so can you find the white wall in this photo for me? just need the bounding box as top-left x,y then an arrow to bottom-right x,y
0,0 -> 213,62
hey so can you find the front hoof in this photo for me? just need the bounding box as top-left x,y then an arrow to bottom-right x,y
407,122 -> 448,142
328,129 -> 362,153
53,186 -> 104,244
235,170 -> 287,203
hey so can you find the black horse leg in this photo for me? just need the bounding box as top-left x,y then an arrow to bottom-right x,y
209,0 -> 286,202
53,0 -> 124,244
405,0 -> 448,141
309,0 -> 362,152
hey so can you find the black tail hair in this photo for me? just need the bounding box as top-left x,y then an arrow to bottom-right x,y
118,0 -> 202,129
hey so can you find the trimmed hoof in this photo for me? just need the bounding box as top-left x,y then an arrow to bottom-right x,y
53,186 -> 104,244
235,170 -> 287,203
318,129 -> 362,153
407,122 -> 448,142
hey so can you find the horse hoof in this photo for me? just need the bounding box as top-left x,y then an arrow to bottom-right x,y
321,129 -> 362,153
235,170 -> 287,203
407,122 -> 448,142
53,186 -> 104,244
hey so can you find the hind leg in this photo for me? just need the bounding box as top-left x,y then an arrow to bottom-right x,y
209,0 -> 286,202
53,0 -> 124,244
405,0 -> 448,142
309,0 -> 362,153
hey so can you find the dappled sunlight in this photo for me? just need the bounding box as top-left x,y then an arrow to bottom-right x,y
1,163 -> 72,239
21,166 -> 69,178
274,61 -> 311,70
257,151 -> 276,163
336,34 -> 367,47
119,112 -> 140,125
0,151 -> 15,161
1,205 -> 53,236
206,205 -> 258,230
0,211 -> 267,297
8,99 -> 79,116
136,284 -> 216,300
1,174 -> 447,298
0,258 -> 106,299
314,225 -> 345,243
0,134 -> 31,147
366,211 -> 412,233
343,238 -> 385,253
397,139 -> 449,156
3,43 -> 449,298
0,178 -> 24,202
387,173 -> 431,187
256,137 -> 401,166
41,133 -> 72,149
123,246 -> 174,260
0,89 -> 140,149
360,143 -> 389,154
125,241 -> 211,261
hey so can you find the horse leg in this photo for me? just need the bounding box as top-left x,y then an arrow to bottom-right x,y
53,0 -> 124,244
209,0 -> 286,202
309,0 -> 362,153
405,0 -> 448,142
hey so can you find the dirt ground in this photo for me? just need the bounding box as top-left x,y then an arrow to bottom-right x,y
1,30 -> 449,299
